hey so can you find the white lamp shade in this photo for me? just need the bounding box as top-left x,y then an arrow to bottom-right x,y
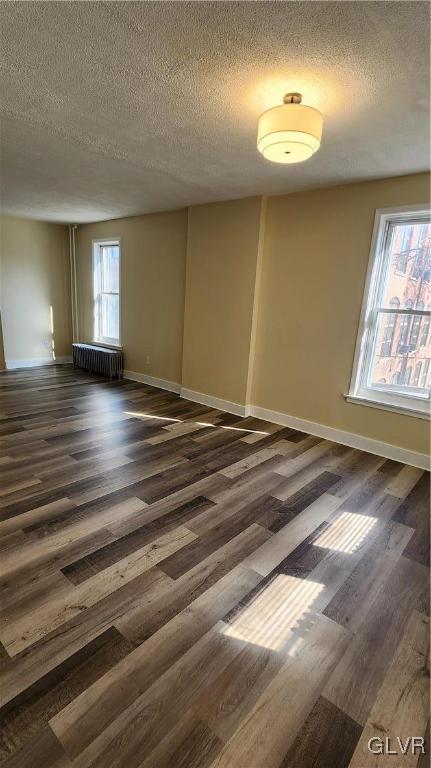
257,103 -> 323,164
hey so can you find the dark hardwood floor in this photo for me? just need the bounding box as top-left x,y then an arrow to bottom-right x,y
0,364 -> 429,768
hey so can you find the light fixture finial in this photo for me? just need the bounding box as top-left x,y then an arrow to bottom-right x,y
283,92 -> 302,105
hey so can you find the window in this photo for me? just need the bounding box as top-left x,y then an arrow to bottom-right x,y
349,206 -> 431,418
93,240 -> 121,346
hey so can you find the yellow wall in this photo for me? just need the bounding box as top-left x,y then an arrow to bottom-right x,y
182,197 -> 264,405
252,173 -> 430,454
0,215 -> 72,365
75,210 -> 187,384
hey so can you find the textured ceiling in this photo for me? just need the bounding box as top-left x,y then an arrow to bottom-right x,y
1,1 -> 430,223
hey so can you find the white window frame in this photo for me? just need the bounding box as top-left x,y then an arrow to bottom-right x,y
92,238 -> 122,348
347,204 -> 431,420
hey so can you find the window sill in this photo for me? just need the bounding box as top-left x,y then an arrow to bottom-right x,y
345,394 -> 430,420
91,341 -> 123,351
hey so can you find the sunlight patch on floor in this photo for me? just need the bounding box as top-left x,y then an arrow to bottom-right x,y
125,411 -> 182,423
124,412 -> 269,435
195,421 -> 269,435
222,575 -> 324,652
313,511 -> 377,553
49,305 -> 56,360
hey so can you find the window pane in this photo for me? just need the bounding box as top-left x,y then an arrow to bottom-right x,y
370,310 -> 431,397
101,293 -> 119,341
101,246 -> 120,293
379,297 -> 399,357
422,359 -> 430,387
421,315 -> 430,347
381,222 -> 431,309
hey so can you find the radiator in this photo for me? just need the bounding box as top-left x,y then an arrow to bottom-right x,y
72,343 -> 123,380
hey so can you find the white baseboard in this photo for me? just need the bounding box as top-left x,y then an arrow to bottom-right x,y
124,370 -> 181,394
168,387 -> 429,469
180,387 -> 251,418
44,363 -> 426,471
6,356 -> 72,370
251,405 -> 430,471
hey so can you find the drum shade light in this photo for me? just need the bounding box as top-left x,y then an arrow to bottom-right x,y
257,93 -> 323,164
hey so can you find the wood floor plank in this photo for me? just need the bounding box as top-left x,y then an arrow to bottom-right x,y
1,571 -> 73,625
138,711 -> 224,768
61,622 -> 251,768
61,495 -> 214,584
243,492 -> 342,577
348,611 -> 429,768
115,524 -> 270,645
281,696 -> 362,768
0,627 -> 132,760
0,568 -> 170,707
323,555 -> 429,725
1,526 -> 197,655
0,497 -> 77,538
191,637 -> 276,744
50,565 -> 261,760
0,725 -> 72,767
392,471 -> 430,567
208,613 -> 350,768
0,497 -> 147,582
322,519 -> 414,631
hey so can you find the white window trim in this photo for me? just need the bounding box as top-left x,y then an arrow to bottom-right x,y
92,238 -> 122,348
347,204 -> 431,420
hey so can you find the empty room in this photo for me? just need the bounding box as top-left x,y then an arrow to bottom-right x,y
0,2 -> 430,767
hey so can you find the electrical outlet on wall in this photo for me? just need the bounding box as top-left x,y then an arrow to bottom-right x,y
146,355 -> 150,365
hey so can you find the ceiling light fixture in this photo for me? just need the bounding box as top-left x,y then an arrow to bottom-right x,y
257,92 -> 323,164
